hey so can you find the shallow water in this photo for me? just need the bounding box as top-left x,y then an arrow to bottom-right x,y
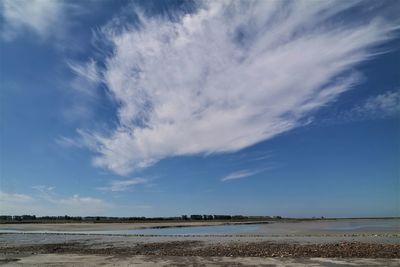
1,219 -> 398,236
323,219 -> 400,231
0,224 -> 260,235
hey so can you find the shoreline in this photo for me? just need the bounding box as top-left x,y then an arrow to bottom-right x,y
0,220 -> 272,231
2,255 -> 399,267
1,232 -> 399,239
1,219 -> 399,265
1,234 -> 399,258
1,218 -> 398,235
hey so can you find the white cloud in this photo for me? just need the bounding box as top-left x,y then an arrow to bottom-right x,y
68,59 -> 102,96
59,60 -> 104,123
32,185 -> 55,192
32,185 -> 57,202
0,191 -> 33,203
58,194 -> 111,208
0,191 -> 37,215
76,0 -> 397,175
55,136 -> 84,148
0,0 -> 63,40
0,189 -> 112,216
350,90 -> 400,119
221,169 -> 259,182
97,178 -> 147,192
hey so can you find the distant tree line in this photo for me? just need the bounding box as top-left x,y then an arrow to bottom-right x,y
0,214 -> 282,223
186,215 -> 278,220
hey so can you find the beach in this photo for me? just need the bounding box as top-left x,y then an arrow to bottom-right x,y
1,219 -> 399,266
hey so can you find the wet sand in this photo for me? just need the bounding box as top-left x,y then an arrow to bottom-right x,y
1,235 -> 399,266
1,254 -> 399,267
1,219 -> 399,266
1,218 -> 398,234
0,220 -> 270,232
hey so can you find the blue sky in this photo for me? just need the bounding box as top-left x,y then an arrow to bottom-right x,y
0,0 -> 399,218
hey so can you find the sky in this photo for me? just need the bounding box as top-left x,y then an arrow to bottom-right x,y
0,0 -> 399,218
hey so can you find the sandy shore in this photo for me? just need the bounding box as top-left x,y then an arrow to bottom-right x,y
1,235 -> 399,256
1,254 -> 399,267
1,233 -> 399,266
1,220 -> 399,266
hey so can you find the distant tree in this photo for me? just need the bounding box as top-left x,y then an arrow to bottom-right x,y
232,215 -> 245,220
203,215 -> 213,220
214,215 -> 232,220
190,215 -> 203,220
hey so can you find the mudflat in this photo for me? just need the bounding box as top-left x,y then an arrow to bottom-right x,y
0,220 -> 268,231
1,254 -> 400,267
1,219 -> 399,266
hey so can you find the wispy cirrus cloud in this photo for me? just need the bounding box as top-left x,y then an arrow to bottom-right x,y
347,90 -> 400,120
55,136 -> 84,149
32,185 -> 55,192
57,194 -> 112,209
0,0 -> 98,48
71,0 -> 399,175
97,178 -> 148,192
221,169 -> 260,182
68,59 -> 102,96
0,0 -> 63,41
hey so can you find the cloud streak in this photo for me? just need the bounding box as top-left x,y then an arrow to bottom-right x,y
0,0 -> 63,40
57,194 -> 111,209
97,178 -> 148,192
221,169 -> 260,182
75,0 -> 398,175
